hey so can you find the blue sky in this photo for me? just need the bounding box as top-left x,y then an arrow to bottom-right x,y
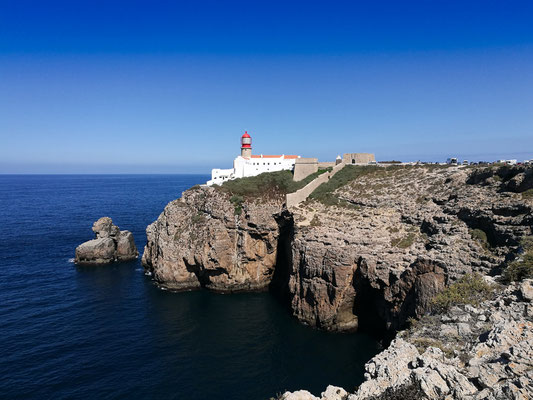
1,0 -> 532,173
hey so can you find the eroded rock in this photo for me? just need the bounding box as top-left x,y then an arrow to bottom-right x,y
75,217 -> 138,265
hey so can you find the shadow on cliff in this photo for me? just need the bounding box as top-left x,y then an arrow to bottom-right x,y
269,209 -> 294,305
353,258 -> 447,344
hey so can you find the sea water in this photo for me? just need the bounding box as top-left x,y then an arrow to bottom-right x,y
0,175 -> 378,400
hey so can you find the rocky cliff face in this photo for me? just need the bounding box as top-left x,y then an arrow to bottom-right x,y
75,217 -> 138,265
286,165 -> 532,332
143,166 -> 532,332
142,186 -> 286,291
142,165 -> 533,399
281,278 -> 533,400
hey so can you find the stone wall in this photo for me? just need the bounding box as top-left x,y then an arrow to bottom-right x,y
293,158 -> 319,181
286,162 -> 346,208
343,153 -> 376,164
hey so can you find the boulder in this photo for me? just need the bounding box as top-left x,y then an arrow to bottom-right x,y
75,217 -> 138,265
520,279 -> 533,302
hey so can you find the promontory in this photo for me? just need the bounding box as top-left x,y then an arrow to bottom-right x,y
142,164 -> 533,399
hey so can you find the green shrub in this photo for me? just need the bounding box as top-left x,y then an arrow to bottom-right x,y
309,165 -> 380,203
309,214 -> 321,227
502,236 -> 533,282
470,228 -> 489,249
217,169 -> 328,199
229,194 -> 244,215
391,232 -> 416,248
411,337 -> 454,358
522,189 -> 533,199
503,257 -> 533,283
191,213 -> 206,224
431,273 -> 493,313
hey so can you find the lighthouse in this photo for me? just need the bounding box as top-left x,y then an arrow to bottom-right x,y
241,131 -> 252,158
205,131 -> 300,186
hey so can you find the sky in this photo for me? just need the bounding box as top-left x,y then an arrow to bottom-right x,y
1,0 -> 532,173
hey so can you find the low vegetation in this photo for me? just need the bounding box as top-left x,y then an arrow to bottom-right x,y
469,228 -> 489,249
522,188 -> 533,199
391,232 -> 417,249
502,236 -> 533,283
230,195 -> 244,215
411,337 -> 455,358
309,214 -> 321,227
217,169 -> 329,199
431,273 -> 494,313
308,165 -> 384,205
191,212 -> 206,224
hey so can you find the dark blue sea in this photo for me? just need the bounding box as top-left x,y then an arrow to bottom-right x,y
0,175 -> 378,400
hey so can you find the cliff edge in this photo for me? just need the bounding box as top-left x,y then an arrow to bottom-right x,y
142,165 -> 533,399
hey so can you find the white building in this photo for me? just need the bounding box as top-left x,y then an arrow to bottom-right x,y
206,132 -> 300,186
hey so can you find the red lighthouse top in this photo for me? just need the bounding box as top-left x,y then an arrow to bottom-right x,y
241,131 -> 252,148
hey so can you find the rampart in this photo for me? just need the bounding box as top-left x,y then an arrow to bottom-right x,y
293,158 -> 319,181
343,153 -> 376,164
286,162 -> 346,209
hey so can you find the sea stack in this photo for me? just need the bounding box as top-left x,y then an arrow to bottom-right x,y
75,217 -> 138,265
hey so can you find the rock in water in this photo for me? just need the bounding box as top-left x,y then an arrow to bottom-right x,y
75,217 -> 138,265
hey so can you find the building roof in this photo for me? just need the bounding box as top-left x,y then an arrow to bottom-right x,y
248,154 -> 299,159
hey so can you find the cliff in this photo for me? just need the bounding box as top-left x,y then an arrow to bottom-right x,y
142,165 -> 533,398
285,165 -> 532,332
142,185 -> 286,291
282,278 -> 533,400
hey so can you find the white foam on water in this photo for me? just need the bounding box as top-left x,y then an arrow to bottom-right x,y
68,258 -> 75,263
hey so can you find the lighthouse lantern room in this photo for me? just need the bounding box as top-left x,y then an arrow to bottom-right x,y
241,131 -> 252,158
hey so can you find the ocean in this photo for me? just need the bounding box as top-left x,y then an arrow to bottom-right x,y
0,174 -> 378,400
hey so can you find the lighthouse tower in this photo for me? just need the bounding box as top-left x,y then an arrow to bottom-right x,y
241,131 -> 252,158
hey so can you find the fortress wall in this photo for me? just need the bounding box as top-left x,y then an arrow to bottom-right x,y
286,162 -> 346,209
318,161 -> 335,168
293,158 -> 318,182
343,153 -> 376,164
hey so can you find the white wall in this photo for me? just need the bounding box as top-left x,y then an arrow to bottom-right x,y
206,155 -> 297,186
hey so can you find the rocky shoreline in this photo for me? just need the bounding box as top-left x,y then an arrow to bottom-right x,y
281,278 -> 533,399
142,165 -> 533,399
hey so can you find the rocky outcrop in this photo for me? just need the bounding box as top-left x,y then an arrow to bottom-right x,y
142,186 -> 286,291
75,217 -> 138,265
143,166 -> 532,331
285,165 -> 532,331
142,165 -> 533,399
282,279 -> 533,399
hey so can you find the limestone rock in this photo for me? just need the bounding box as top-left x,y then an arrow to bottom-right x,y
117,231 -> 137,261
280,390 -> 319,400
75,217 -> 138,265
520,279 -> 533,302
75,238 -> 116,264
321,386 -> 348,400
141,165 -> 533,400
279,386 -> 348,400
142,187 -> 286,291
288,165 -> 532,331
